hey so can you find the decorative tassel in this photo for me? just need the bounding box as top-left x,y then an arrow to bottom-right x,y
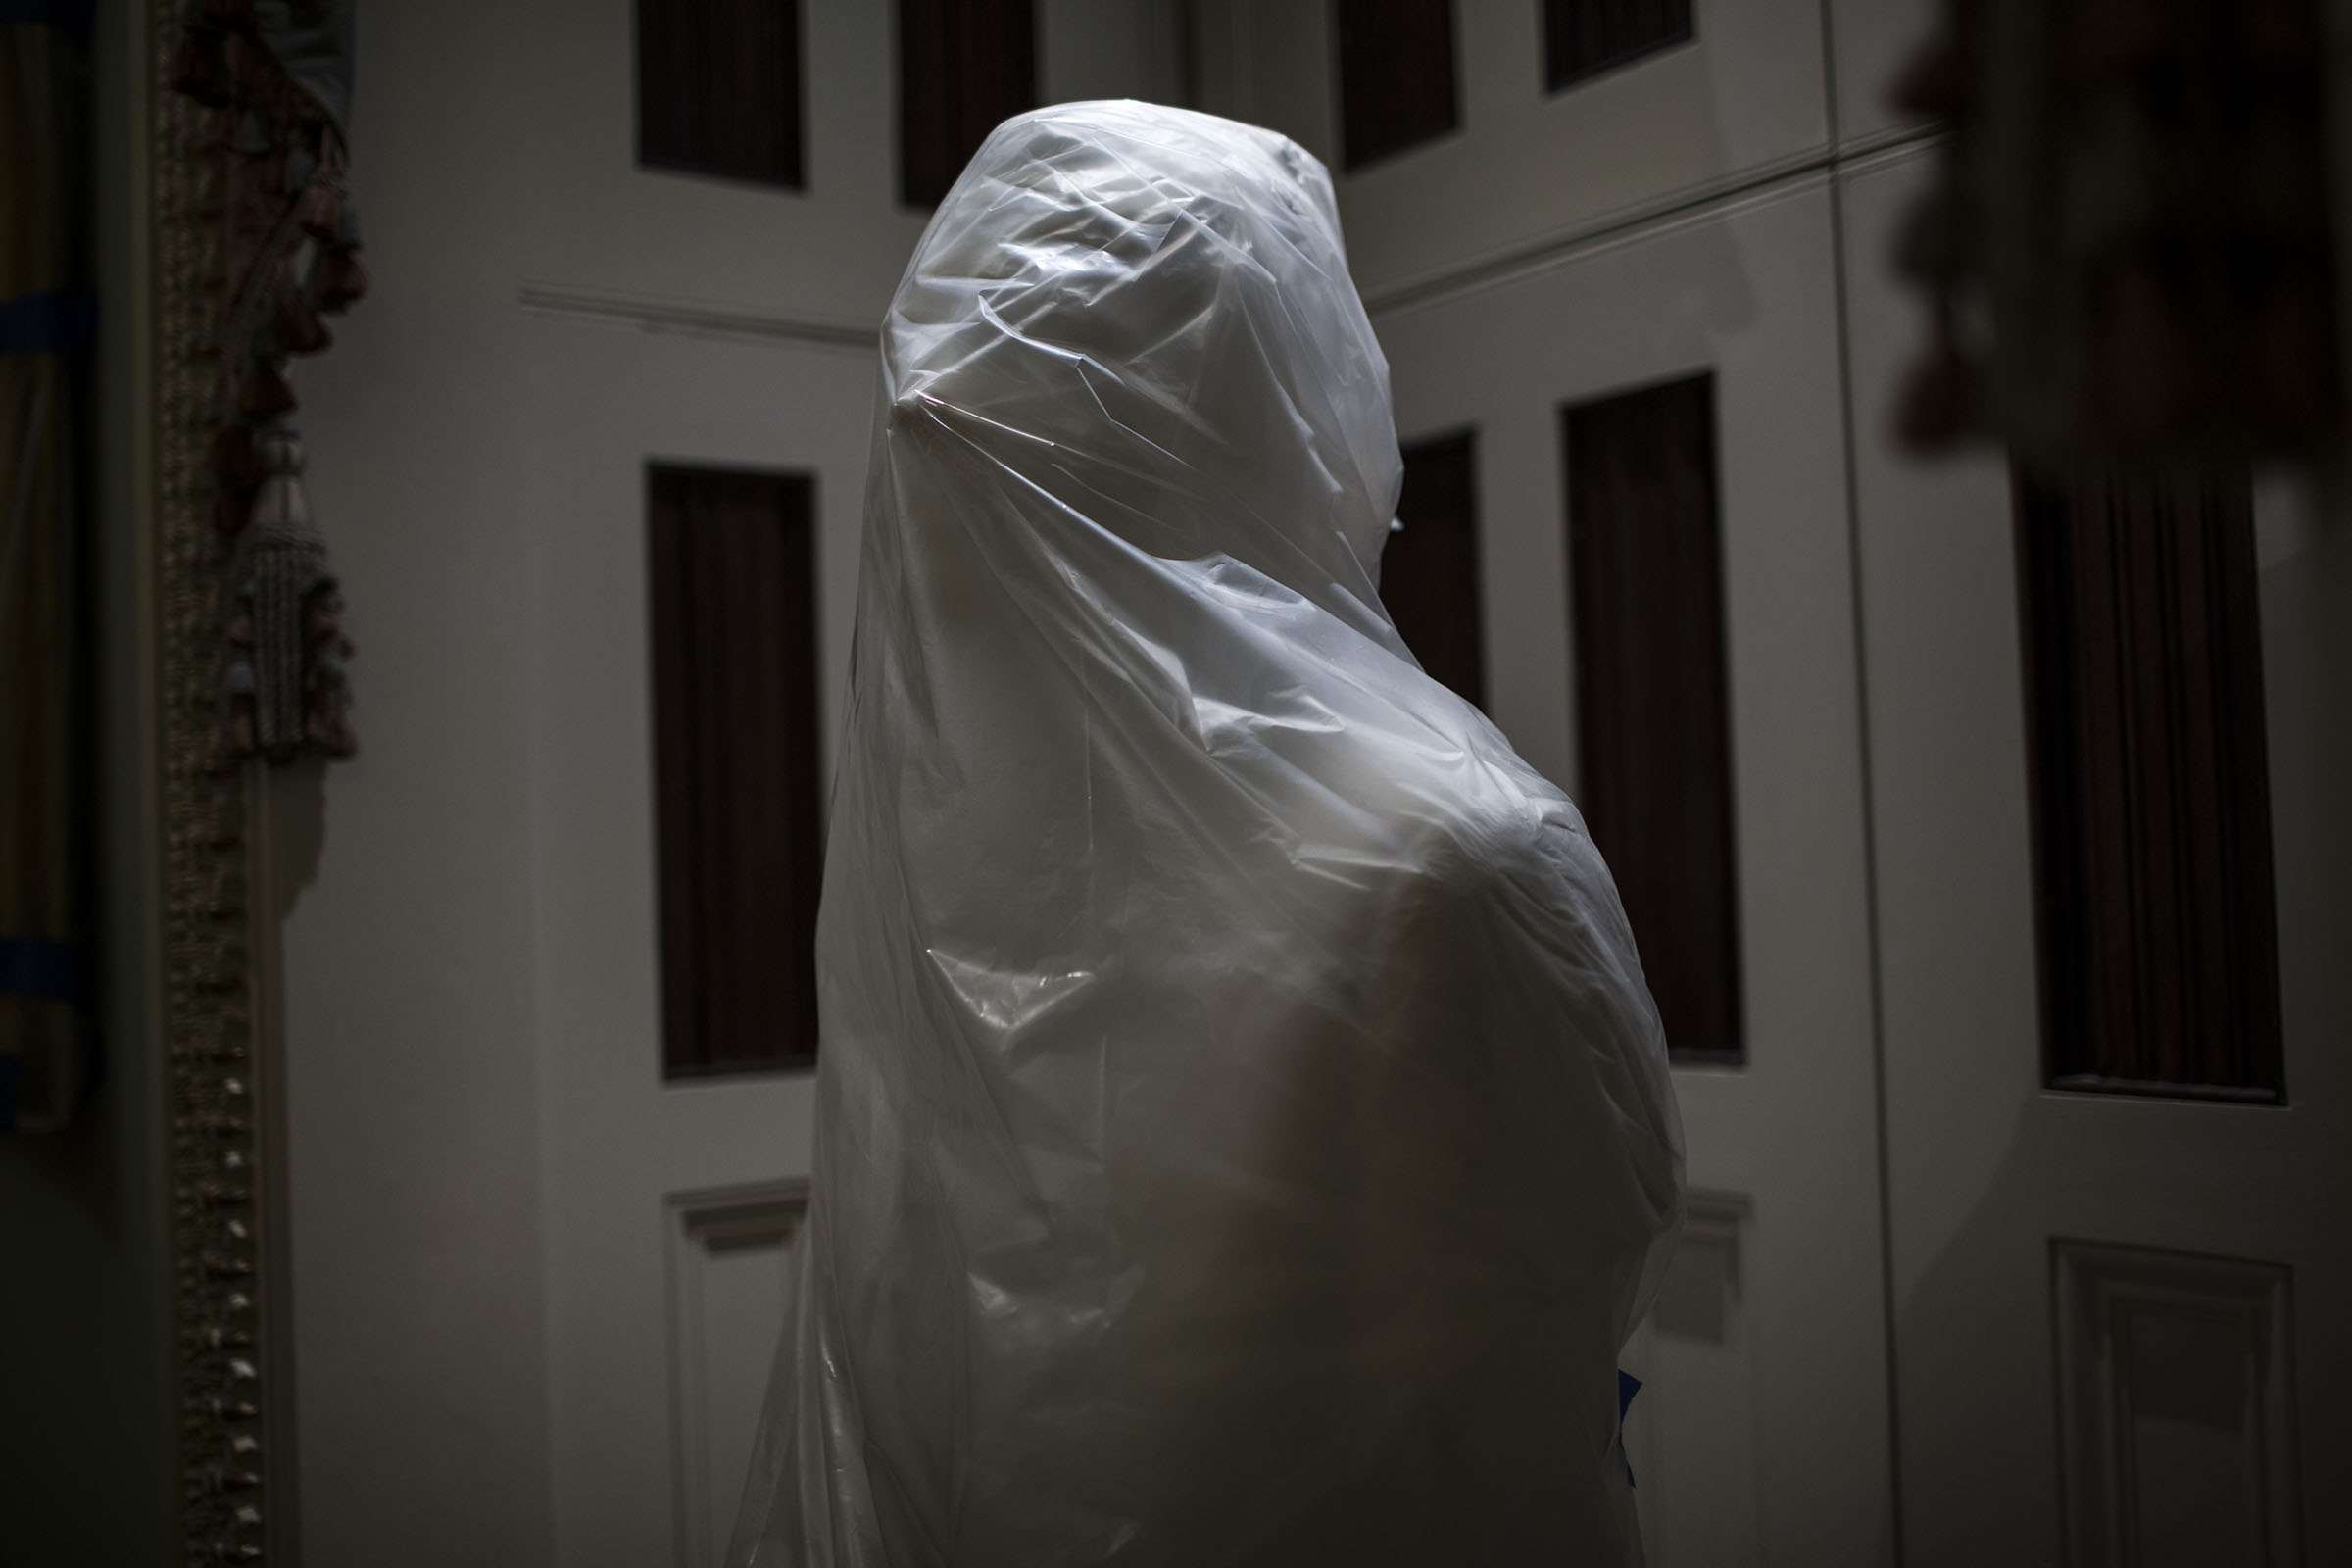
1895,300 -> 1981,450
208,425 -> 266,487
276,295 -> 332,356
230,109 -> 273,159
172,37 -> 232,106
1888,31 -> 1968,118
1895,343 -> 1982,451
303,595 -> 359,758
310,249 -> 369,313
237,362 -> 297,416
296,182 -> 341,242
239,432 -> 321,760
226,430 -> 356,763
211,487 -> 256,539
222,612 -> 259,759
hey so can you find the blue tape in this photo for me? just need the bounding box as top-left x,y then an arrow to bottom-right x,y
0,1 -> 94,29
0,289 -> 97,354
1616,1368 -> 1642,1488
0,937 -> 84,1004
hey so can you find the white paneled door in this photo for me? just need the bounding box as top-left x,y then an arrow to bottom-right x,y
1842,148 -> 2352,1568
521,311 -> 872,1568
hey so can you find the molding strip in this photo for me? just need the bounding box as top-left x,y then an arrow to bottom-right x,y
518,134 -> 1945,352
1362,125 -> 1942,319
517,282 -> 878,354
151,1 -> 283,1559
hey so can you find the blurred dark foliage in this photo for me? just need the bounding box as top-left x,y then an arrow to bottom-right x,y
1892,0 -> 2343,468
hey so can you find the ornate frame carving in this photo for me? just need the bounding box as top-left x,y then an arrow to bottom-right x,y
149,2 -> 290,1560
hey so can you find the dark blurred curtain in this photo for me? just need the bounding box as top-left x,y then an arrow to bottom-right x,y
1894,0 -> 2341,467
1,13 -> 93,1133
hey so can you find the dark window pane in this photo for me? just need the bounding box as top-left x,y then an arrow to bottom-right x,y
2015,469 -> 2282,1101
1384,429 -> 1487,709
899,0 -> 1037,207
1543,0 -> 1693,93
638,0 -> 805,188
648,466 -> 825,1077
1564,374 -> 1742,1064
1336,0 -> 1460,172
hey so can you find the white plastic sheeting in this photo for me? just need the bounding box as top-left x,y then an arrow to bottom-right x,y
731,101 -> 1684,1567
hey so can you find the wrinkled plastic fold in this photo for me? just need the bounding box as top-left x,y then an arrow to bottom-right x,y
731,101 -> 1684,1567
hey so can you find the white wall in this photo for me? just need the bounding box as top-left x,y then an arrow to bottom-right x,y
271,0 -> 551,1556
519,315 -> 873,1568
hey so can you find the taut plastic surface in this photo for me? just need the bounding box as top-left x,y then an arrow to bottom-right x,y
731,100 -> 1684,1567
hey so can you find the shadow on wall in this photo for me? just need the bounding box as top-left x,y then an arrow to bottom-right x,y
262,761 -> 331,923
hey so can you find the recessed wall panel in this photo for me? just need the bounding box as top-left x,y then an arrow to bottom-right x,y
1621,1193 -> 1762,1568
2052,1240 -> 2300,1568
667,1184 -> 810,1568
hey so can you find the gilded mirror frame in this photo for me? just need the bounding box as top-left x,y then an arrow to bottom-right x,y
144,1 -> 299,1558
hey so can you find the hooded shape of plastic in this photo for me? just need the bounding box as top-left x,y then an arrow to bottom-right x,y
731,101 -> 1684,1568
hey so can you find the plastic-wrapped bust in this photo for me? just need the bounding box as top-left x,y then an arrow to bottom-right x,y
731,100 -> 1685,1567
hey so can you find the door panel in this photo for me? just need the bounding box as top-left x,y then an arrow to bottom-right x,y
1617,1191 -> 1763,1567
646,466 -> 826,1079
521,310 -> 874,1568
1376,177 -> 1890,1566
1842,149 -> 2352,1565
1564,374 -> 1745,1066
665,1181 -> 808,1568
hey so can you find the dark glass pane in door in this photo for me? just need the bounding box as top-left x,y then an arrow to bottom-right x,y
1543,0 -> 1694,92
1336,0 -> 1460,172
1564,374 -> 1742,1064
899,0 -> 1037,206
648,466 -> 824,1077
2015,468 -> 2282,1100
638,0 -> 805,188
1385,429 -> 1487,710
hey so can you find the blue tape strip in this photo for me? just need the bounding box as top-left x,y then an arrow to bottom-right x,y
1616,1368 -> 1642,1488
0,937 -> 84,1004
0,289 -> 97,354
0,1 -> 94,29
